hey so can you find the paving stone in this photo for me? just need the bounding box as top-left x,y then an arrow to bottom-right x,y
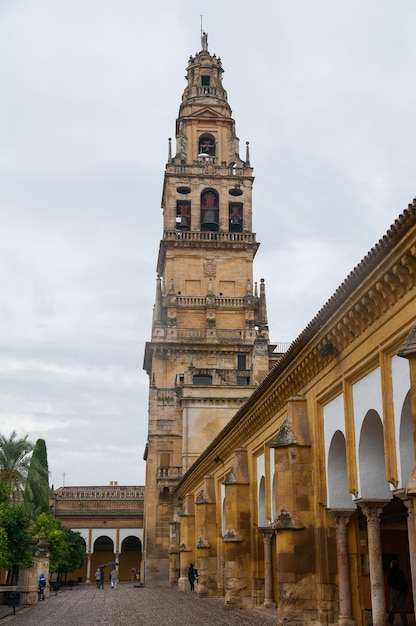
0,584 -> 278,625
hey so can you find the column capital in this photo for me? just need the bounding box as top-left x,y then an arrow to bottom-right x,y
328,508 -> 355,522
259,527 -> 275,542
355,499 -> 389,524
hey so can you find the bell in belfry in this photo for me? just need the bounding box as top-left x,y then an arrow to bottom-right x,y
178,216 -> 189,229
201,210 -> 218,231
230,215 -> 242,232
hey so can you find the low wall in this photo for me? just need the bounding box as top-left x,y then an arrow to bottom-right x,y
0,585 -> 39,607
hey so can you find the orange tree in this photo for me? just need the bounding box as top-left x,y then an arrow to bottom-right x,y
31,513 -> 85,580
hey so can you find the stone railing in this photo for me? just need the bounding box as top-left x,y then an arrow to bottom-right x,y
157,466 -> 182,480
174,296 -> 246,308
174,328 -> 253,341
163,229 -> 256,243
165,163 -> 253,177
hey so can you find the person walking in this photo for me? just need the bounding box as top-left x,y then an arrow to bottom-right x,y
37,573 -> 46,600
130,566 -> 136,582
99,567 -> 105,589
387,560 -> 408,625
110,567 -> 119,589
188,563 -> 198,594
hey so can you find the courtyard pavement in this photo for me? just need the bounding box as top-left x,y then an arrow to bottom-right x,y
0,583 -> 279,626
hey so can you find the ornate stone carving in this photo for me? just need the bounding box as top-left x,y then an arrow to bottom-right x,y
204,259 -> 216,277
196,536 -> 210,548
398,321 -> 416,359
196,489 -> 208,504
223,528 -> 244,542
223,467 -> 237,484
271,508 -> 304,530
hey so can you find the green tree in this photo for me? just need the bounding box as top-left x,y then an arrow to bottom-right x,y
32,513 -> 85,576
24,438 -> 50,517
0,431 -> 33,504
60,527 -> 86,575
0,504 -> 33,584
0,525 -> 8,570
0,482 -> 10,505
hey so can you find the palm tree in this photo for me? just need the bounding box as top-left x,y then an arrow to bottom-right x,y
0,431 -> 34,504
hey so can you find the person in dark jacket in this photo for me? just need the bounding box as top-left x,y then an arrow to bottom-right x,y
37,573 -> 46,600
188,563 -> 198,593
387,560 -> 408,625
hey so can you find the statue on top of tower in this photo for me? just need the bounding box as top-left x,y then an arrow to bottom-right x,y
201,31 -> 208,51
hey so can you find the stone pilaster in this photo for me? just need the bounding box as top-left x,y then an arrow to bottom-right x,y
222,448 -> 251,608
177,494 -> 195,592
195,477 -> 217,597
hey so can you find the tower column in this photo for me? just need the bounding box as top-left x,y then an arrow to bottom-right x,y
358,500 -> 388,626
86,552 -> 91,583
329,510 -> 357,626
260,527 -> 276,609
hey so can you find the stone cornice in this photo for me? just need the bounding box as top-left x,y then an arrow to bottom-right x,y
53,486 -> 144,500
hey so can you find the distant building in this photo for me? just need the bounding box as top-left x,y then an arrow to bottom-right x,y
142,31 -> 285,586
51,484 -> 144,582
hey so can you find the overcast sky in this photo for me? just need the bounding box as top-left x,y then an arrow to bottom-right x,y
1,1 -> 415,488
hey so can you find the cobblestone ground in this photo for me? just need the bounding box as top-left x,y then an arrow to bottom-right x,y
0,584 -> 278,626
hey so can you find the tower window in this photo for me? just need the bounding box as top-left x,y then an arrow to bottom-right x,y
237,354 -> 247,370
176,200 -> 190,230
193,374 -> 212,385
200,189 -> 219,232
198,134 -> 215,157
201,75 -> 210,86
159,453 -> 170,468
229,203 -> 243,233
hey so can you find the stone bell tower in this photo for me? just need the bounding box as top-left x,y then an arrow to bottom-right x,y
142,32 -> 279,586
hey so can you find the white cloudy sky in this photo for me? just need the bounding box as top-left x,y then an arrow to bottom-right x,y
1,1 -> 415,488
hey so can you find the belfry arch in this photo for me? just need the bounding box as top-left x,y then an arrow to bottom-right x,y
327,430 -> 352,509
358,409 -> 390,500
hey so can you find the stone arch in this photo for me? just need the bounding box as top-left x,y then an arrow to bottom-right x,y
120,535 -> 142,582
327,430 -> 354,509
271,472 -> 277,521
93,535 -> 114,553
200,188 -> 219,231
258,476 -> 267,526
121,535 -> 142,553
358,409 -> 390,499
198,133 -> 216,157
399,390 -> 414,488
91,535 -> 115,575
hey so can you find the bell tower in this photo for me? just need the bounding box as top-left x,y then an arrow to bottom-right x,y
142,33 -> 278,586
